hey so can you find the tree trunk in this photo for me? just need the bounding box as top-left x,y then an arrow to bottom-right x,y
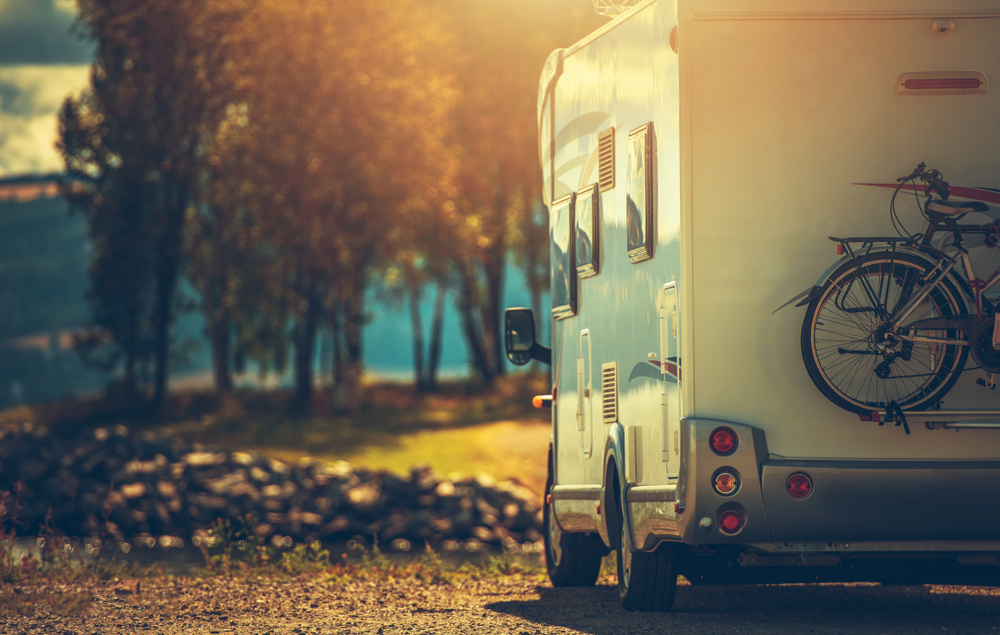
202,240 -> 233,393
481,211 -> 507,378
408,283 -> 425,390
152,191 -> 187,409
338,265 -> 366,413
458,264 -> 492,384
293,270 -> 320,412
329,297 -> 343,390
426,280 -> 447,391
210,308 -> 232,392
482,252 -> 505,379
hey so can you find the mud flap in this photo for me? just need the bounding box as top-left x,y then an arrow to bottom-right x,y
772,285 -> 823,314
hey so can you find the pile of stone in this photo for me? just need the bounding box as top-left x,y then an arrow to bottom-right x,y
0,423 -> 543,551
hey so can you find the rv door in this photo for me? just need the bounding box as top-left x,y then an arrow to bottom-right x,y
660,283 -> 680,478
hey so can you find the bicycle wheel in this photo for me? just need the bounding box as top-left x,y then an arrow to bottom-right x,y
801,251 -> 970,414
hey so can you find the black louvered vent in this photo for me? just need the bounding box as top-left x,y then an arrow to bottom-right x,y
598,128 -> 615,192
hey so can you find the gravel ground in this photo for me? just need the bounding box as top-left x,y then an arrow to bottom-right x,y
4,575 -> 1000,635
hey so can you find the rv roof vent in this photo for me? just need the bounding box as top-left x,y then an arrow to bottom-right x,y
593,0 -> 637,18
598,128 -> 615,192
601,361 -> 619,424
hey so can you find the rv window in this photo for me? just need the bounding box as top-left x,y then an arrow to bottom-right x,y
576,183 -> 599,277
626,123 -> 654,263
551,193 -> 576,318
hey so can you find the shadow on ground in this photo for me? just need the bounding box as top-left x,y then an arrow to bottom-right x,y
488,582 -> 1000,634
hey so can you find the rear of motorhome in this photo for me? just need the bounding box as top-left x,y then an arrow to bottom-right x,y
504,0 -> 1000,611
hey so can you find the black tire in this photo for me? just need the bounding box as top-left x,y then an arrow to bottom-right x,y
801,251 -> 969,414
616,489 -> 679,611
544,458 -> 602,587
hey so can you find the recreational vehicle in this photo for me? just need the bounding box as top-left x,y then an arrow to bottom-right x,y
505,0 -> 1000,612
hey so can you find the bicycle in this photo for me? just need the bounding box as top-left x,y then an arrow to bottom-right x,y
797,163 -> 1000,415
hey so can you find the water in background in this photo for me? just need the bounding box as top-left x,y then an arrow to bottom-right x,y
0,188 -> 551,408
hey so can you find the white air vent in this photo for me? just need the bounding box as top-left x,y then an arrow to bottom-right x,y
598,128 -> 615,192
601,361 -> 618,424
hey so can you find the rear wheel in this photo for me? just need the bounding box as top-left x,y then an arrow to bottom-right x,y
616,488 -> 679,611
802,251 -> 969,413
544,458 -> 602,587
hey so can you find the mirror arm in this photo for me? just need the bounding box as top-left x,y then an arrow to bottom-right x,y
531,343 -> 552,365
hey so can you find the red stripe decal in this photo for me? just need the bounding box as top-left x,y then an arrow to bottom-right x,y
854,182 -> 1000,205
647,359 -> 681,381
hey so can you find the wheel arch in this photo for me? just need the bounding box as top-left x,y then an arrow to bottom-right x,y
601,423 -> 627,549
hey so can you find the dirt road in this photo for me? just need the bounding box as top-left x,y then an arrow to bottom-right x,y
4,576 -> 1000,635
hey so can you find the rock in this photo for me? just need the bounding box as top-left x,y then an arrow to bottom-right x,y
0,424 -> 545,549
345,482 -> 381,511
183,452 -> 226,467
299,512 -> 323,526
203,470 -> 246,495
120,483 -> 147,499
230,452 -> 254,466
156,480 -> 178,498
261,484 -> 281,498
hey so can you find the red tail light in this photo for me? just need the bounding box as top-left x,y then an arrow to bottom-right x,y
786,473 -> 813,499
718,510 -> 744,535
709,427 -> 738,456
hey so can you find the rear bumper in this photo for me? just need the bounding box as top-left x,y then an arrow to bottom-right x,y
760,458 -> 1000,541
633,418 -> 1000,549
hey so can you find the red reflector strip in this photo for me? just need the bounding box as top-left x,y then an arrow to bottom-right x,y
904,78 -> 982,90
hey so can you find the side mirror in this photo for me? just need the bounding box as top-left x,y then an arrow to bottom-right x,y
504,308 -> 551,366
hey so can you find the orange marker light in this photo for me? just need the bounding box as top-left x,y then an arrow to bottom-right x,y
714,471 -> 739,496
532,395 -> 552,409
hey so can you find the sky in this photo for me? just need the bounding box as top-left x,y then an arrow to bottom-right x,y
0,0 -> 93,177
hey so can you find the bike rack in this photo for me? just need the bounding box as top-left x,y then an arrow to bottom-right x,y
870,410 -> 1000,430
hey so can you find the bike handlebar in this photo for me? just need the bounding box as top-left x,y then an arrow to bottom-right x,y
898,163 -> 950,200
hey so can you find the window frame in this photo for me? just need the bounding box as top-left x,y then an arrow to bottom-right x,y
550,192 -> 577,319
575,183 -> 600,278
626,122 -> 655,263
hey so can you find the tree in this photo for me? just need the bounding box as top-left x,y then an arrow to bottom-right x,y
242,0 -> 458,411
59,0 -> 253,406
432,0 -> 603,385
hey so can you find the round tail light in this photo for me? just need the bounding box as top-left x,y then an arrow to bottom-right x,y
709,427 -> 738,456
718,510 -> 745,535
786,473 -> 813,499
713,470 -> 739,496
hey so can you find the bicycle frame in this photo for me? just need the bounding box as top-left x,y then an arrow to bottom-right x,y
833,214 -> 1000,348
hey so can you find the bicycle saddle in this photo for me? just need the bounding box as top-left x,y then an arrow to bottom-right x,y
927,199 -> 990,215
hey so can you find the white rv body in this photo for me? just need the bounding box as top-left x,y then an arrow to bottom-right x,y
537,0 -> 1000,587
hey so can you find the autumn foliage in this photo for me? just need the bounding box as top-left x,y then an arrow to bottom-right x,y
57,0 -> 602,411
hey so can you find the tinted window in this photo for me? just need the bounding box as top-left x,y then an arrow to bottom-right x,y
626,123 -> 653,262
576,183 -> 599,277
551,193 -> 576,318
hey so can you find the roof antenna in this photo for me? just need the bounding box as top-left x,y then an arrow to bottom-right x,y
593,0 -> 638,18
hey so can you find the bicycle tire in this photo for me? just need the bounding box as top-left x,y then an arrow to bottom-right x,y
801,251 -> 970,414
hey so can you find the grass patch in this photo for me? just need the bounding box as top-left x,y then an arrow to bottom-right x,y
0,372 -> 553,493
